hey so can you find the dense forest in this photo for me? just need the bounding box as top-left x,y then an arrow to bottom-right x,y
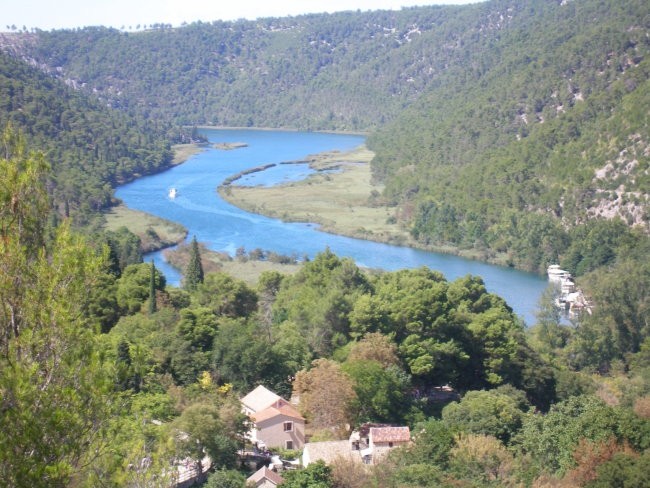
369,0 -> 650,273
0,50 -> 178,229
2,0 -> 648,273
1,129 -> 649,485
1,0 -> 650,485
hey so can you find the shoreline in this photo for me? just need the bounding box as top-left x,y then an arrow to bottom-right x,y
217,144 -> 515,272
196,125 -> 369,137
103,143 -> 203,254
112,133 -> 517,274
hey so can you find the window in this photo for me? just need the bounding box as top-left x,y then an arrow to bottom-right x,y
286,440 -> 293,450
283,421 -> 293,432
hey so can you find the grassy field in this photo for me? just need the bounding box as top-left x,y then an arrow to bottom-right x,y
219,145 -> 416,247
164,242 -> 301,285
104,205 -> 187,252
170,143 -> 206,165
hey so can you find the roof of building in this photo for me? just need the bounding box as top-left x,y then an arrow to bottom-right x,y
303,440 -> 362,466
370,426 -> 411,443
242,385 -> 282,413
247,466 -> 284,486
252,400 -> 304,423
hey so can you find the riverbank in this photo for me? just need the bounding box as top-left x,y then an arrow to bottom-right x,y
197,125 -> 368,137
164,242 -> 301,285
104,205 -> 188,252
103,144 -> 202,251
218,145 -> 511,267
171,143 -> 207,165
106,142 -> 303,282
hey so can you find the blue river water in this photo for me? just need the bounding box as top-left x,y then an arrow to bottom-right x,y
115,128 -> 548,325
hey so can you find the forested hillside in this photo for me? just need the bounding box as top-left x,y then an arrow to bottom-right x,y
14,5 -> 490,130
2,0 -> 650,484
369,0 -> 650,272
0,49 -> 174,227
5,0 -> 649,273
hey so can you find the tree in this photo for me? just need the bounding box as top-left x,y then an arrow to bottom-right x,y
517,395 -> 650,477
193,272 -> 257,318
404,418 -> 456,467
149,259 -> 157,314
116,262 -> 166,314
173,403 -> 239,472
343,360 -> 412,424
448,433 -> 515,484
0,126 -> 115,486
204,469 -> 246,488
184,235 -> 204,290
586,451 -> 650,488
580,258 -> 650,361
282,460 -> 333,488
346,332 -> 400,367
273,250 -> 369,356
441,388 -> 530,444
293,359 -> 357,436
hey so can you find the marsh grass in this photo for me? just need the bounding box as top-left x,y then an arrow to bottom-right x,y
220,145 -> 415,246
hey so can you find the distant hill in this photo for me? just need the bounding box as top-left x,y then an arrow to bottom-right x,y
0,48 -> 173,227
11,3 -> 500,130
368,0 -> 650,271
2,0 -> 648,272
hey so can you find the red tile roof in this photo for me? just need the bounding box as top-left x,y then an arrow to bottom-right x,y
370,426 -> 411,443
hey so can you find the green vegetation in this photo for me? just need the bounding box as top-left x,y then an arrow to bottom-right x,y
368,0 -> 650,273
1,0 -> 649,484
2,0 -> 648,275
1,127 -> 649,486
0,51 -> 177,229
184,235 -> 205,291
104,204 -> 187,252
220,146 -> 414,246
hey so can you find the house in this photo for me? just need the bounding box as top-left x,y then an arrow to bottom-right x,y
302,440 -> 362,467
242,385 -> 305,450
247,466 -> 284,488
368,426 -> 411,463
303,425 -> 411,467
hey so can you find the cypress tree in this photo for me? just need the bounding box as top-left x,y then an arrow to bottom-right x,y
185,235 -> 204,291
148,259 -> 157,314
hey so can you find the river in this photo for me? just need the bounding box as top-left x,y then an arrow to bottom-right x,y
115,128 -> 548,325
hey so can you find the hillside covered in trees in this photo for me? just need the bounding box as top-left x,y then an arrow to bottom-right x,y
1,0 -> 650,485
3,0 -> 648,273
0,49 -> 177,228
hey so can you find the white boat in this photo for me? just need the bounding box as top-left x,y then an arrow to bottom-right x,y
168,188 -> 177,198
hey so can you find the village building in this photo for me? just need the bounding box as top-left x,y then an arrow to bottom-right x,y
246,466 -> 284,488
367,426 -> 411,463
302,440 -> 361,467
303,424 -> 411,467
241,385 -> 305,450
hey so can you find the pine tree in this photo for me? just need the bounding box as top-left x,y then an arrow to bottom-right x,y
184,235 -> 204,291
149,259 -> 157,314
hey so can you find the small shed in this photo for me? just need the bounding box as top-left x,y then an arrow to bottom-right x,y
247,466 -> 284,488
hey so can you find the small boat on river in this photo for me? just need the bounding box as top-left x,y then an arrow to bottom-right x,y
168,188 -> 177,199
